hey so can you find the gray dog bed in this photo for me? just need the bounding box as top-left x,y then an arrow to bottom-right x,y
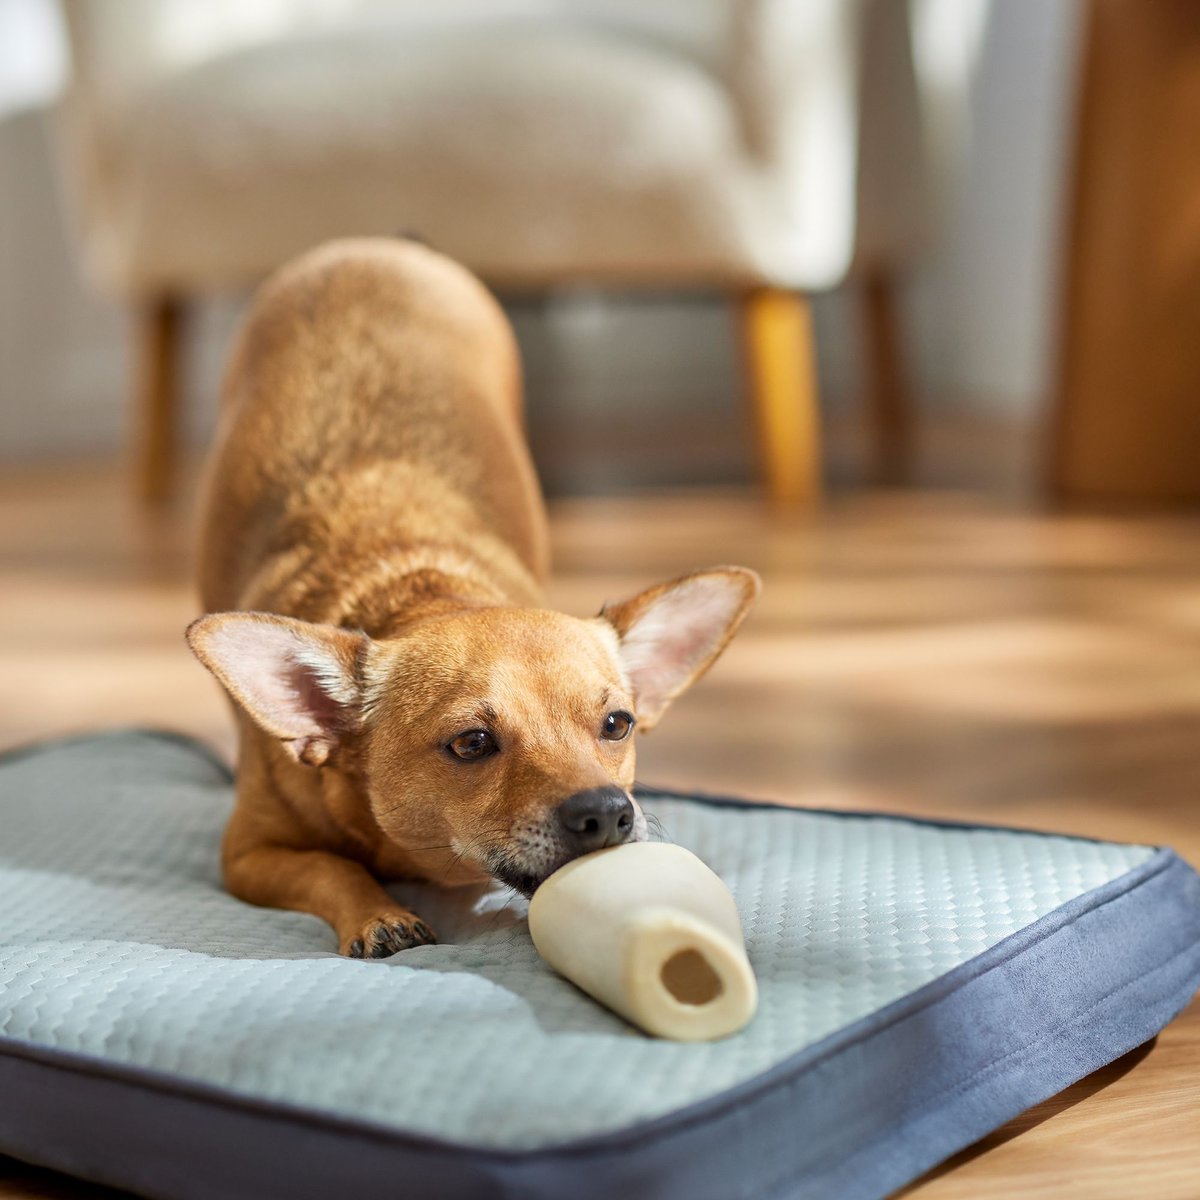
1,730 -> 1198,1200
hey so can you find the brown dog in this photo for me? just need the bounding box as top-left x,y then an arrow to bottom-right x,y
187,238 -> 759,958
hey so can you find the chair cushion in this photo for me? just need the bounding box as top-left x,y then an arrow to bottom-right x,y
1,730 -> 1197,1200
97,17 -> 762,290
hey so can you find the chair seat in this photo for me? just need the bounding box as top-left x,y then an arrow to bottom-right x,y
97,18 -> 775,291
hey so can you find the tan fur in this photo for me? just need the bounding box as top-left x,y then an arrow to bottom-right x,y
189,238 -> 758,957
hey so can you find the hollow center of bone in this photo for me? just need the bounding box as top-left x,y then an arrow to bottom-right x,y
660,948 -> 724,1006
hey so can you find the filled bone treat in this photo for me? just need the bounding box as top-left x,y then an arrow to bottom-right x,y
527,842 -> 758,1041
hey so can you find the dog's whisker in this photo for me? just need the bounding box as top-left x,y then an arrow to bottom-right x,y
479,890 -> 521,936
643,811 -> 673,843
432,826 -> 514,885
401,824 -> 512,855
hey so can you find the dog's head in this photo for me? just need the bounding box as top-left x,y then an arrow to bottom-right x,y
187,567 -> 758,894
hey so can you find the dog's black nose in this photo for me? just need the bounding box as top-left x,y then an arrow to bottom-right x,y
557,787 -> 635,854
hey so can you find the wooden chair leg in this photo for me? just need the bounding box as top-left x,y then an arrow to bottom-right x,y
861,268 -> 914,485
737,288 -> 822,508
132,294 -> 184,505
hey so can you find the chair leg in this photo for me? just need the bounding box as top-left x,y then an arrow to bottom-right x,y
132,294 -> 184,505
737,288 -> 822,507
861,268 -> 913,485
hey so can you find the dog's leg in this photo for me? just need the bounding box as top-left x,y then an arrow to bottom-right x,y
224,843 -> 437,958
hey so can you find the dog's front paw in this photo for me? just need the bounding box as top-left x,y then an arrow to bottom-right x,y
341,911 -> 437,959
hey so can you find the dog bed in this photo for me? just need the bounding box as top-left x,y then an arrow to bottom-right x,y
1,730 -> 1197,1200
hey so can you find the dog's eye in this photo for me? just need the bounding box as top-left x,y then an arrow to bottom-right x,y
448,729 -> 498,761
601,710 -> 635,742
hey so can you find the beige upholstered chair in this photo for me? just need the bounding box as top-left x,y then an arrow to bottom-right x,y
56,0 -> 923,505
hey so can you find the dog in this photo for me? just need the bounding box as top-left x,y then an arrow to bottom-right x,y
187,238 -> 759,958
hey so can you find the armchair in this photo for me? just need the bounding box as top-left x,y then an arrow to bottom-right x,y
56,0 -> 923,504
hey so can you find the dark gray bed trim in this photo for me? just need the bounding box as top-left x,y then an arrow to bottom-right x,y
2,733 -> 1199,1200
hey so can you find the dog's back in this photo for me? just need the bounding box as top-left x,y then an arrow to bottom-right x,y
196,238 -> 548,622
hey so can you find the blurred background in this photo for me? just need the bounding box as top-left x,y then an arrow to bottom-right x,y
1,3 -> 1199,1193
3,0 -> 1078,494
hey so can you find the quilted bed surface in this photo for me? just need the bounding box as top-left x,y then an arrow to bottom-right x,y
0,732 -> 1154,1151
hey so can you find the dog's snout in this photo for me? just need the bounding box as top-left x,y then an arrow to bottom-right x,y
556,787 -> 635,854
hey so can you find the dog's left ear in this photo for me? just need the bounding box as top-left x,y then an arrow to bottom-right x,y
186,612 -> 369,767
600,567 -> 760,731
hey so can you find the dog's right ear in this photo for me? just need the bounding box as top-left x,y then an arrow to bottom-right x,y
186,612 -> 368,767
600,566 -> 760,731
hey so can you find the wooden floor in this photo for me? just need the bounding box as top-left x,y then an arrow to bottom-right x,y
1,460 -> 1198,1199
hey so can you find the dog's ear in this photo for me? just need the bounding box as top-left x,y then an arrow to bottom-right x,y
600,567 -> 760,731
186,612 -> 368,767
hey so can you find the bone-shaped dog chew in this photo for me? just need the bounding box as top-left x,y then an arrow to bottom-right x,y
527,842 -> 758,1041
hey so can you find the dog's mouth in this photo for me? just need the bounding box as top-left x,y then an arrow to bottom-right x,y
483,848 -> 562,898
480,803 -> 650,897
